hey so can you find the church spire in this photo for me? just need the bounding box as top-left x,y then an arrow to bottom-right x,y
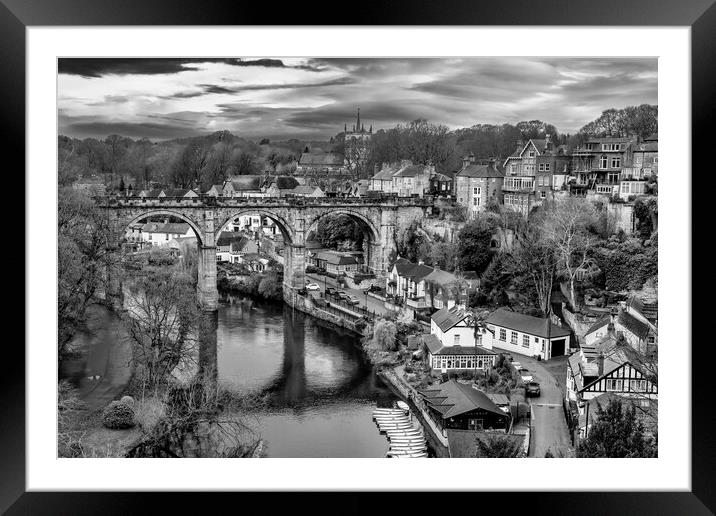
356,108 -> 361,132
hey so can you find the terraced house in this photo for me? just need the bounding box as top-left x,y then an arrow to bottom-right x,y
454,154 -> 504,216
570,136 -> 637,196
501,136 -> 571,216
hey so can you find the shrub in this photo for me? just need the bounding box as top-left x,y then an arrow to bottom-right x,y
120,395 -> 135,408
102,400 -> 136,429
134,397 -> 166,433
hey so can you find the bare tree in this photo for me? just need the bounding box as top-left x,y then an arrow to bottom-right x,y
124,268 -> 201,392
544,197 -> 597,310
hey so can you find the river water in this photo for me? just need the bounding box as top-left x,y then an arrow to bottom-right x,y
214,294 -> 397,458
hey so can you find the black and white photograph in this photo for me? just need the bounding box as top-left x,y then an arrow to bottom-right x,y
55,56 -> 660,460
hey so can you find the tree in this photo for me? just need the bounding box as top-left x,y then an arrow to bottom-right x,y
474,434 -> 523,458
171,142 -> 210,188
370,319 -> 398,351
456,215 -> 499,275
125,268 -> 201,392
544,197 -> 597,310
58,187 -> 120,358
577,398 -> 657,458
503,216 -> 557,316
579,105 -> 657,138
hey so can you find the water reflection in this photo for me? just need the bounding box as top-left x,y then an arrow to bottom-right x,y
213,294 -> 397,457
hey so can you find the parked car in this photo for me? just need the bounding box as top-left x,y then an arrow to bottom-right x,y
325,287 -> 337,296
306,283 -> 320,291
525,381 -> 541,397
518,368 -> 533,382
336,290 -> 349,300
362,285 -> 381,295
347,296 -> 361,305
511,361 -> 522,370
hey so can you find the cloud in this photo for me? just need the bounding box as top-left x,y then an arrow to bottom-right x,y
58,58 -> 323,78
57,57 -> 657,140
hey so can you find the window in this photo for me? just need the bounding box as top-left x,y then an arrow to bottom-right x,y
611,156 -> 621,168
511,331 -> 518,345
529,151 -> 535,157
544,163 -> 550,171
600,155 -> 608,169
454,335 -> 460,345
538,163 -> 545,171
499,329 -> 506,341
540,191 -> 547,199
522,335 -> 530,348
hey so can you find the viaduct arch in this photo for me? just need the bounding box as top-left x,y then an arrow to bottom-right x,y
100,196 -> 431,311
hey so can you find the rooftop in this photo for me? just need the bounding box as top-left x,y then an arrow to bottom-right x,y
431,306 -> 470,333
418,380 -> 508,419
486,308 -> 571,339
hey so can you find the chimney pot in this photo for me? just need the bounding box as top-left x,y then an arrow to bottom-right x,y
597,352 -> 605,376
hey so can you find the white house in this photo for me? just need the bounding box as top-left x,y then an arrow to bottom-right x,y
485,308 -> 572,360
584,305 -> 657,356
140,222 -> 195,247
425,306 -> 497,374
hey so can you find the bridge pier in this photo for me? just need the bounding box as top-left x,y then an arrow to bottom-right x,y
283,243 -> 306,293
197,245 -> 219,311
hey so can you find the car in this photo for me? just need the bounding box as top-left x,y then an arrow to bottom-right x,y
336,290 -> 349,300
325,287 -> 337,296
518,368 -> 533,382
525,381 -> 541,397
305,283 -> 320,291
347,295 -> 361,305
511,361 -> 522,370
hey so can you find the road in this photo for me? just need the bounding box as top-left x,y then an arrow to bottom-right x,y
305,273 -> 390,317
494,348 -> 573,457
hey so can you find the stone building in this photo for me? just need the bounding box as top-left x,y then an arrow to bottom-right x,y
454,154 -> 505,217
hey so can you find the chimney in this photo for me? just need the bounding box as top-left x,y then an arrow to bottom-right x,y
545,133 -> 551,151
488,157 -> 496,167
597,352 -> 605,377
469,152 -> 476,163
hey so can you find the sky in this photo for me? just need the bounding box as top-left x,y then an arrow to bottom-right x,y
57,57 -> 657,141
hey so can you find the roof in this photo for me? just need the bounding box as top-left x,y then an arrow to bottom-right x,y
421,334 -> 443,354
431,306 -> 470,333
225,176 -> 262,191
424,268 -> 458,286
433,345 -> 496,356
403,263 -> 434,280
586,315 -> 611,335
393,164 -> 431,177
486,308 -> 571,339
392,257 -> 415,275
216,231 -> 246,246
627,297 -> 658,322
618,310 -> 652,339
316,251 -> 357,265
298,151 -> 344,166
457,164 -> 505,178
644,133 -> 658,142
162,188 -> 195,197
485,393 -> 510,406
292,185 -> 321,195
141,222 -> 191,235
371,168 -> 397,181
418,380 -> 508,419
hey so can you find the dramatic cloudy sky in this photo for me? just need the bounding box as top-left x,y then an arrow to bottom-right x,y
58,57 -> 657,141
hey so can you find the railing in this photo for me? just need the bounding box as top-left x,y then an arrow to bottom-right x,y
502,178 -> 535,193
406,296 -> 428,309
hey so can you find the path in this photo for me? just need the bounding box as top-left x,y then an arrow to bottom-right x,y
493,348 -> 573,457
306,273 -> 390,317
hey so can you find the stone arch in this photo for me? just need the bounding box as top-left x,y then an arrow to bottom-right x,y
215,209 -> 295,244
123,209 -> 205,245
305,208 -> 380,244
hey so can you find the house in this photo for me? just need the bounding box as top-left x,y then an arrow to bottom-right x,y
204,184 -> 224,197
618,179 -> 647,200
623,135 -> 658,179
238,253 -> 270,272
138,188 -> 165,198
454,155 -> 504,216
426,306 -> 497,373
584,305 -> 657,356
262,176 -> 300,197
315,251 -> 358,275
569,136 -> 636,195
502,136 -> 571,215
566,335 -> 657,438
215,231 -> 249,262
222,175 -> 264,197
296,149 -> 346,177
575,392 -> 658,441
486,308 -> 572,360
418,380 -> 510,431
369,164 -> 398,194
386,258 -> 434,307
291,185 -> 324,197
140,221 -> 195,247
391,162 -> 433,197
429,171 -> 455,197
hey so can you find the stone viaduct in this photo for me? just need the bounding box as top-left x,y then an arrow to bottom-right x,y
98,195 -> 432,311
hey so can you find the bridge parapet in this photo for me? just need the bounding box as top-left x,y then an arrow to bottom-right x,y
95,195 -> 434,209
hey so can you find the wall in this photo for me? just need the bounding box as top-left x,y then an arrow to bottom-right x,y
488,324 -> 551,359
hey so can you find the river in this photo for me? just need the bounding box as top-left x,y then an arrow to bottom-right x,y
213,294 -> 397,458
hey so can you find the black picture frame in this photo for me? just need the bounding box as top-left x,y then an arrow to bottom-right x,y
3,0 -> 711,513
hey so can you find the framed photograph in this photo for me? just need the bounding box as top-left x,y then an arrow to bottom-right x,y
5,0 -> 712,512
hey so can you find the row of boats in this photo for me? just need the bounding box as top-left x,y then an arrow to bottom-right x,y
373,401 -> 428,458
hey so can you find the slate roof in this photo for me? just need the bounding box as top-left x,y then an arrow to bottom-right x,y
142,222 -> 191,235
627,297 -> 658,322
431,306 -> 470,333
292,185 -> 322,195
226,176 -> 262,191
393,165 -> 431,177
457,164 -> 504,178
371,168 -> 398,181
424,268 -> 458,286
617,310 -> 652,340
486,308 -> 571,339
216,231 -> 246,247
586,315 -> 611,335
418,380 -> 508,419
316,251 -> 357,265
403,264 -> 434,281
